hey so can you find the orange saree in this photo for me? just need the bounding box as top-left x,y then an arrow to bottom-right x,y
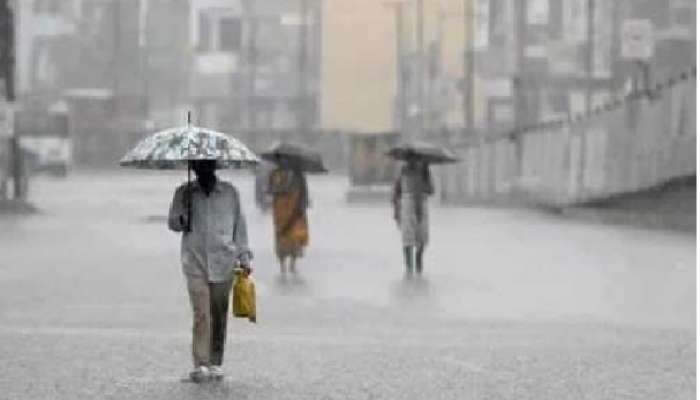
269,169 -> 309,258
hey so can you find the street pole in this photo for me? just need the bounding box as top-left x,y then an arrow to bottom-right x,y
585,0 -> 594,114
0,0 -> 18,199
577,0 -> 595,197
433,8 -> 445,136
462,0 -> 474,138
244,0 -> 258,148
297,0 -> 309,143
415,0 -> 424,139
609,0 -> 621,96
113,0 -> 121,105
385,1 -> 407,137
139,0 -> 150,119
513,0 -> 526,178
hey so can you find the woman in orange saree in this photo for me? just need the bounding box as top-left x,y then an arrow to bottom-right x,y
268,167 -> 309,275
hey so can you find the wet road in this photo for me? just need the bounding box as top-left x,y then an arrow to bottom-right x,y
0,171 -> 695,399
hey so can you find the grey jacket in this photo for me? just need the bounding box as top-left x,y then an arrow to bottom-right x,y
168,179 -> 252,282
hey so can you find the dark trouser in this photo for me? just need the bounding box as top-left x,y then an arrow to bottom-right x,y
186,275 -> 232,367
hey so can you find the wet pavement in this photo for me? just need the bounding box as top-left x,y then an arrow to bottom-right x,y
0,171 -> 695,399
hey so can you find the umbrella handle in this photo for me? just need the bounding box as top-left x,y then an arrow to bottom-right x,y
186,161 -> 192,233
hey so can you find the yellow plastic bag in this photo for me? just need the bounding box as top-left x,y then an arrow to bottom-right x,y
232,269 -> 256,323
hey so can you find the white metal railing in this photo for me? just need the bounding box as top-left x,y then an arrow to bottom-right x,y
441,71 -> 696,207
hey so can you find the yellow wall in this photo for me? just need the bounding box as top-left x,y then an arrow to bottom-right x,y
321,0 -> 395,133
321,0 -> 471,133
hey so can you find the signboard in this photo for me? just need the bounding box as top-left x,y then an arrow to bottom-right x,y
621,19 -> 655,60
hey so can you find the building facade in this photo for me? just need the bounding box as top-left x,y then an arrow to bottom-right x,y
190,0 -> 322,149
468,0 -> 697,137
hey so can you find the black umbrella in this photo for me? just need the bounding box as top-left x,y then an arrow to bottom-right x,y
387,141 -> 459,164
261,142 -> 328,173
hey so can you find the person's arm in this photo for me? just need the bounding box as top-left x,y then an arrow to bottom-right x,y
168,185 -> 188,232
392,175 -> 402,222
301,172 -> 311,209
232,187 -> 253,267
424,166 -> 435,195
266,169 -> 281,195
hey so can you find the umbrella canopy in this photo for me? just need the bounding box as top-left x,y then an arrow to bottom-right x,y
387,141 -> 459,164
261,142 -> 327,173
119,125 -> 259,169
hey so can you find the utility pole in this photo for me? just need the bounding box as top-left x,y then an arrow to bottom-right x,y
296,0 -> 309,143
139,0 -> 150,119
513,0 -> 527,178
585,0 -> 594,114
432,8 -> 446,136
0,0 -> 18,199
112,0 -> 121,113
578,0 -> 595,197
462,0 -> 474,138
414,0 -> 424,139
244,0 -> 258,147
385,1 -> 408,137
609,0 -> 621,96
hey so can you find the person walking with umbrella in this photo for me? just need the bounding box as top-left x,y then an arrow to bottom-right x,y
388,142 -> 457,277
262,142 -> 326,277
120,113 -> 259,382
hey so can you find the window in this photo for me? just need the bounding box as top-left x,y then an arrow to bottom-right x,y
33,0 -> 62,16
198,12 -> 242,53
219,17 -> 241,52
670,0 -> 695,29
198,12 -> 212,51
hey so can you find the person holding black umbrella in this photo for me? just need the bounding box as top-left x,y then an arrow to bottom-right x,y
268,163 -> 310,276
392,157 -> 434,277
388,142 -> 458,278
262,142 -> 326,277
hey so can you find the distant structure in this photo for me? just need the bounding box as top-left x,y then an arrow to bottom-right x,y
189,0 -> 322,149
459,0 -> 697,137
437,0 -> 696,223
12,0 -> 323,166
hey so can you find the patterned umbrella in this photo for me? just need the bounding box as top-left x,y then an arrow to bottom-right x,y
119,125 -> 259,169
119,113 -> 259,232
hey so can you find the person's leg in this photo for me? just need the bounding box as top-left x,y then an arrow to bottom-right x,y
415,244 -> 425,275
289,255 -> 297,274
185,275 -> 211,369
278,254 -> 288,275
403,246 -> 414,277
209,280 -> 233,368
